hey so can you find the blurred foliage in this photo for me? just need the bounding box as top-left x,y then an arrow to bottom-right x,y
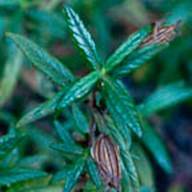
0,0 -> 192,192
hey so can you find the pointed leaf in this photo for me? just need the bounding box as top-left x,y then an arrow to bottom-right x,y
51,143 -> 83,156
121,151 -> 140,191
0,168 -> 47,186
0,50 -> 22,106
52,168 -> 71,183
103,78 -> 142,137
113,44 -> 167,77
0,131 -> 24,157
64,7 -> 101,70
63,157 -> 85,192
105,26 -> 151,72
142,122 -> 172,173
86,157 -> 102,188
6,33 -> 74,86
72,104 -> 89,134
17,89 -> 65,127
139,81 -> 192,116
59,71 -> 100,108
27,9 -> 67,39
54,121 -> 75,144
132,144 -> 154,189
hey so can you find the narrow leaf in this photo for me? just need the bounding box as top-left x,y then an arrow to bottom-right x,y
0,50 -> 22,106
52,169 -> 71,183
113,44 -> 167,77
51,143 -> 83,156
0,168 -> 47,186
139,81 -> 192,116
142,122 -> 172,173
121,151 -> 140,191
0,131 -> 24,157
103,78 -> 142,137
59,71 -> 100,108
105,26 -> 151,72
27,9 -> 67,39
54,121 -> 75,145
6,33 -> 74,85
63,157 -> 85,192
17,90 -> 65,127
64,6 -> 101,70
132,144 -> 154,189
72,104 -> 89,134
86,157 -> 102,188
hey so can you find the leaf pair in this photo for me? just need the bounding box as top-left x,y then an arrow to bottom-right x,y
6,6 -> 153,129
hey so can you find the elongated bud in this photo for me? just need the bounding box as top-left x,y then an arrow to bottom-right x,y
91,134 -> 121,191
141,20 -> 180,47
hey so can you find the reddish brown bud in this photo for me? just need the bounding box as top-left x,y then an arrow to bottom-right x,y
141,20 -> 180,47
91,134 -> 121,191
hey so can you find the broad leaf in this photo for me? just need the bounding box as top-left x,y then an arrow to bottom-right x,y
139,81 -> 192,116
0,50 -> 22,106
103,78 -> 142,137
0,168 -> 47,186
59,71 -> 100,108
6,33 -> 74,86
105,26 -> 151,72
113,44 -> 167,77
63,157 -> 85,192
72,104 -> 89,134
64,7 -> 101,70
142,122 -> 172,173
17,89 -> 65,127
86,158 -> 102,188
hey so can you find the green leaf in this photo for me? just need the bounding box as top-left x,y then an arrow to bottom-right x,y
27,9 -> 67,39
72,104 -> 89,134
51,143 -> 83,156
54,121 -> 75,145
59,71 -> 100,108
17,89 -> 65,127
17,72 -> 99,127
86,158 -> 102,188
105,115 -> 132,151
0,50 -> 22,106
142,122 -> 172,173
105,26 -> 151,72
52,168 -> 71,183
139,81 -> 192,116
121,150 -> 140,192
63,157 -> 85,192
103,78 -> 142,137
0,0 -> 19,7
64,6 -> 101,70
6,175 -> 52,192
132,144 -> 154,189
0,131 -> 24,158
6,33 -> 74,86
0,168 -> 47,186
113,44 -> 167,77
18,155 -> 48,168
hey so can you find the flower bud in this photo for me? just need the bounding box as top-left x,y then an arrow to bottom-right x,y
91,134 -> 121,191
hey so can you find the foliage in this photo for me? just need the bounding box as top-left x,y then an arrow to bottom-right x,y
0,0 -> 192,191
